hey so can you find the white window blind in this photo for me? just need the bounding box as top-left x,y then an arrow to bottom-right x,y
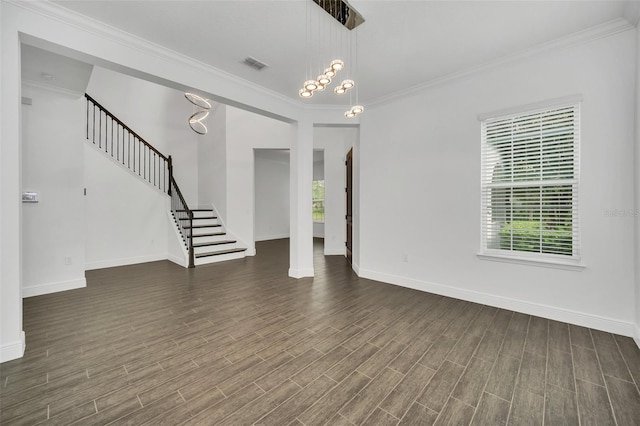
481,103 -> 580,260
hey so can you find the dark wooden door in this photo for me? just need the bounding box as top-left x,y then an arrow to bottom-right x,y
346,148 -> 353,264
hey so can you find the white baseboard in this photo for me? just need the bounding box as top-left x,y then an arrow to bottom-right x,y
289,267 -> 315,279
324,248 -> 345,256
635,325 -> 640,350
85,254 -> 167,270
255,234 -> 290,242
0,331 -> 25,363
168,254 -> 187,268
23,277 -> 86,298
358,268 -> 636,337
352,262 -> 360,275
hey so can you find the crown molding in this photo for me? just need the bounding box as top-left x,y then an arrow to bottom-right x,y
368,17 -> 635,108
7,0 -> 303,111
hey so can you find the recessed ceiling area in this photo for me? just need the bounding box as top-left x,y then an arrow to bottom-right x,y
21,44 -> 93,96
49,1 -> 634,105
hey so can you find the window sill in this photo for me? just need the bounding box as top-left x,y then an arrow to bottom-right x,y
476,252 -> 586,271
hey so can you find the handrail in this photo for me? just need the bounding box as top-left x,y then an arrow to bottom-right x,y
85,94 -> 168,161
85,94 -> 169,194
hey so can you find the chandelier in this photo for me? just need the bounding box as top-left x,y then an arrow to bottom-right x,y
185,93 -> 211,135
299,0 -> 365,119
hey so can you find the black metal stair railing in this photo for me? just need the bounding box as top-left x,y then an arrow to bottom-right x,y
85,93 -> 195,268
85,94 -> 170,194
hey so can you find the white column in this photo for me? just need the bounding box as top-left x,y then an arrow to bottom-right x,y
0,5 -> 26,362
289,114 -> 314,278
635,23 -> 640,347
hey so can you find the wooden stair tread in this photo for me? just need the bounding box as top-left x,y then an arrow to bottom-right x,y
192,232 -> 226,237
179,216 -> 217,220
183,224 -> 222,229
175,209 -> 213,212
195,248 -> 247,258
193,240 -> 236,248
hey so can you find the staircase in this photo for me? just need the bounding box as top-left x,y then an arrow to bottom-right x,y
171,208 -> 247,266
85,93 -> 246,268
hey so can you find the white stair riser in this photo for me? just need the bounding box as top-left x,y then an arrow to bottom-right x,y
194,242 -> 239,255
193,210 -> 216,219
173,211 -> 216,220
193,226 -> 224,237
172,219 -> 219,229
191,234 -> 228,244
195,251 -> 246,265
185,218 -> 219,226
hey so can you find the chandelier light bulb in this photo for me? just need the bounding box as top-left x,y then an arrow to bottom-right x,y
334,86 -> 346,95
345,110 -> 357,118
330,59 -> 345,71
324,68 -> 336,78
351,105 -> 364,114
304,80 -> 318,91
317,74 -> 331,85
315,83 -> 326,92
299,88 -> 313,98
342,80 -> 355,89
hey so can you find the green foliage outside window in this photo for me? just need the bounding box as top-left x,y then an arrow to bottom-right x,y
498,221 -> 572,255
313,180 -> 325,222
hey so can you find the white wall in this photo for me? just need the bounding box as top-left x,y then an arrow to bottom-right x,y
198,104 -> 226,216
21,85 -> 86,296
313,222 -> 324,239
313,155 -> 324,181
359,30 -> 637,335
313,127 -> 357,254
254,150 -> 290,241
86,67 -> 200,206
226,106 -> 294,254
84,145 -> 169,269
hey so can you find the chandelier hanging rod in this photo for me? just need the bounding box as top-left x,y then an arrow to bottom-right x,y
312,0 -> 365,31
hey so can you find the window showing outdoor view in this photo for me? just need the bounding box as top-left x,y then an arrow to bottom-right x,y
481,104 -> 579,258
313,180 -> 325,222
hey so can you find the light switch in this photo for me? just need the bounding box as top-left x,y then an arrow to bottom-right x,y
22,192 -> 38,203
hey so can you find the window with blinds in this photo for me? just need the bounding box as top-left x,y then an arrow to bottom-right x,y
481,103 -> 580,260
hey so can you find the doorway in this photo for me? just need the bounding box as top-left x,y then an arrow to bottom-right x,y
253,149 -> 291,248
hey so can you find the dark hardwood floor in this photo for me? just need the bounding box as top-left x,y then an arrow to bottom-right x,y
2,238 -> 640,425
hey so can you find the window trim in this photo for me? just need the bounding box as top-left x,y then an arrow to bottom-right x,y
478,97 -> 584,270
477,95 -> 583,122
476,252 -> 585,271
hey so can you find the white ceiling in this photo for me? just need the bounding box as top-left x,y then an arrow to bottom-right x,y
41,1 -> 637,105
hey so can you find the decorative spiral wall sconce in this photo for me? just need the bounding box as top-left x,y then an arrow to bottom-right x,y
185,93 -> 211,135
